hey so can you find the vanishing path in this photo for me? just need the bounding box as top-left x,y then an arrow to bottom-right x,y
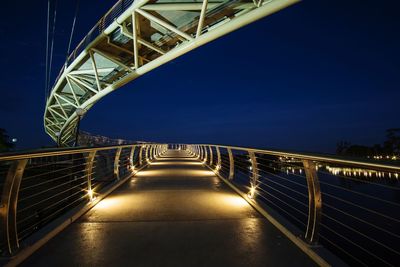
22,150 -> 315,266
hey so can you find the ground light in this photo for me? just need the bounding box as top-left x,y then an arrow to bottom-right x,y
248,186 -> 256,199
87,189 -> 95,201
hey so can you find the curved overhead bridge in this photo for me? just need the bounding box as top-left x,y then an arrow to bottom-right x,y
44,0 -> 299,146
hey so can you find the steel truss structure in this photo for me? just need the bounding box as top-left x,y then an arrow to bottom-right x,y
44,0 -> 299,146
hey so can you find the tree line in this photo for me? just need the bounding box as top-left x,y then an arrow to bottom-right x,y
337,128 -> 400,158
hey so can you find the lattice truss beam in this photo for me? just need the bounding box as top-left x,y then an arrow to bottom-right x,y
44,0 -> 299,146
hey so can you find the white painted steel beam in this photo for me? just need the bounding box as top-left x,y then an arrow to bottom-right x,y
44,0 -> 300,145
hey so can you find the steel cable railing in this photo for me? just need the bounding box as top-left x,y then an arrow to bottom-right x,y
0,143 -> 167,257
188,144 -> 400,267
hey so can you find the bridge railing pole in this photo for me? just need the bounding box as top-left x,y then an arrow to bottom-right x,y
0,159 -> 28,256
216,146 -> 221,172
248,151 -> 259,199
302,159 -> 322,245
203,145 -> 208,164
114,147 -> 122,180
139,145 -> 143,166
209,146 -> 213,166
227,148 -> 234,180
85,151 -> 96,201
199,146 -> 204,161
129,146 -> 136,172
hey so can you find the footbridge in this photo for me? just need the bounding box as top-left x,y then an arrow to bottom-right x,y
1,144 -> 399,266
43,0 -> 300,146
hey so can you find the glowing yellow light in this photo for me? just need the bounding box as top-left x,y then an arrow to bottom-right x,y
215,165 -> 221,171
88,189 -> 95,201
248,186 -> 256,199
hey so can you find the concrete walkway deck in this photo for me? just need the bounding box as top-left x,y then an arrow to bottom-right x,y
22,150 -> 316,267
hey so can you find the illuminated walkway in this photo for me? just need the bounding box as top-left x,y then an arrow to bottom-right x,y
22,150 -> 316,266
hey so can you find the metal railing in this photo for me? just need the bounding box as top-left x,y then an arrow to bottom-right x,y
1,143 -> 399,266
0,143 -> 167,257
187,144 -> 400,267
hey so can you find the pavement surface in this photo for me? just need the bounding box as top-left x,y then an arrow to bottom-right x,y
22,149 -> 316,267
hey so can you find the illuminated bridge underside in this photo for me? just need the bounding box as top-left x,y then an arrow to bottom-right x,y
22,150 -> 315,266
44,0 -> 299,145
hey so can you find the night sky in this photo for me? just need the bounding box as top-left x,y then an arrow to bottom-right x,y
0,0 -> 399,153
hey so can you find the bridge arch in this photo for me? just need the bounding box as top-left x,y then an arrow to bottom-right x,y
44,0 -> 299,146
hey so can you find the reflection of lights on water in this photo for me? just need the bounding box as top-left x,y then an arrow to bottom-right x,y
325,166 -> 399,179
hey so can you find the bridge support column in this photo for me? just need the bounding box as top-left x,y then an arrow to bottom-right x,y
114,148 -> 122,180
227,148 -> 234,180
203,146 -> 208,164
248,152 -> 259,199
0,159 -> 28,255
302,160 -> 322,245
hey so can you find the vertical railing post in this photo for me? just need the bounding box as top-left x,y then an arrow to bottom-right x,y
85,151 -> 96,201
145,145 -> 150,163
0,159 -> 28,255
203,146 -> 208,164
129,146 -> 136,171
248,151 -> 258,198
139,145 -> 143,165
149,145 -> 153,161
216,146 -> 221,172
227,148 -> 234,180
302,159 -> 322,244
209,146 -> 213,166
114,148 -> 122,180
199,146 -> 203,161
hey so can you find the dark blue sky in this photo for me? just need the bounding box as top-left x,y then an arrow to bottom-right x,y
0,0 -> 399,153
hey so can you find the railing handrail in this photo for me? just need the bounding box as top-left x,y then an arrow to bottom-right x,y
0,142 -> 154,161
2,143 -> 399,171
189,144 -> 400,171
191,144 -> 400,171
